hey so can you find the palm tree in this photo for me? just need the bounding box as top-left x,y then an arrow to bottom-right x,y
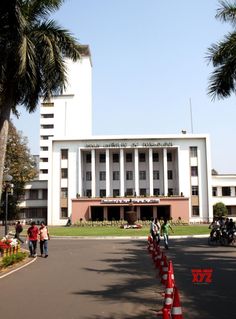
0,0 -> 84,196
207,0 -> 236,99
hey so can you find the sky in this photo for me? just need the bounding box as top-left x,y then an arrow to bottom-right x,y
13,0 -> 236,174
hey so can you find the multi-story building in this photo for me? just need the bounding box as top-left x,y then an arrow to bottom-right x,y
39,46 -> 92,180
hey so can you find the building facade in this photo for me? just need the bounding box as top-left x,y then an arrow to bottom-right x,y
47,134 -> 212,225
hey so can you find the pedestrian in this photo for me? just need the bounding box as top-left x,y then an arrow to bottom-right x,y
39,222 -> 50,258
161,219 -> 174,249
14,221 -> 24,244
150,217 -> 160,244
27,221 -> 39,257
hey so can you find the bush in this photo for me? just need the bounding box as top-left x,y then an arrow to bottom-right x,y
1,252 -> 27,268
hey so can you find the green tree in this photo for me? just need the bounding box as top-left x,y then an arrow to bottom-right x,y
0,0 -> 84,196
207,0 -> 236,99
0,121 -> 37,221
213,202 -> 228,218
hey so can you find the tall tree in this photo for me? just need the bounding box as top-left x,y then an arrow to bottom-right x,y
0,0 -> 84,196
1,121 -> 37,221
207,1 -> 236,99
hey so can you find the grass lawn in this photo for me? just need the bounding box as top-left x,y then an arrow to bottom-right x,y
46,224 -> 210,237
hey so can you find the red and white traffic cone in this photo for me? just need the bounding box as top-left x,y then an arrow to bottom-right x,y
155,249 -> 162,269
159,255 -> 168,279
171,286 -> 183,319
162,259 -> 175,286
162,270 -> 174,310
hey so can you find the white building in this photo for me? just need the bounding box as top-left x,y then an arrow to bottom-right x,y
18,45 -> 236,225
47,134 -> 212,225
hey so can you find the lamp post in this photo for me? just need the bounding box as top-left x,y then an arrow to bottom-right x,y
3,174 -> 13,236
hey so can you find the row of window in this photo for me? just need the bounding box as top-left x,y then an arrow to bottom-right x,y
80,188 -> 174,198
212,186 -> 236,197
19,189 -> 48,200
84,170 -> 173,181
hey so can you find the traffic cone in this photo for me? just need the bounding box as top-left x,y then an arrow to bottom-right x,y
162,260 -> 175,286
159,255 -> 168,278
168,260 -> 175,286
162,270 -> 174,309
155,249 -> 163,268
147,235 -> 153,254
162,308 -> 170,319
171,286 -> 183,319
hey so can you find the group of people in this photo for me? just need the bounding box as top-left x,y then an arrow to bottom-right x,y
150,217 -> 174,249
15,221 -> 50,258
209,217 -> 236,238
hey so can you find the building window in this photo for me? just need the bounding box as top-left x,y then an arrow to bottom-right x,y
140,188 -> 146,196
29,189 -> 38,200
86,171 -> 92,181
192,206 -> 199,216
153,152 -> 159,162
113,171 -> 120,180
139,153 -> 146,162
192,186 -> 199,196
113,189 -> 120,197
40,147 -> 48,151
99,153 -> 106,163
212,187 -> 217,196
40,169 -> 48,174
86,189 -> 91,197
61,149 -> 68,159
168,170 -> 173,180
61,168 -> 68,179
42,189 -> 47,199
86,153 -> 91,163
139,171 -> 146,180
61,208 -> 68,219
41,113 -> 54,118
190,146 -> 197,157
100,171 -> 106,181
154,188 -> 160,196
61,188 -> 68,198
126,153 -> 133,162
113,153 -> 119,163
41,124 -> 54,129
100,189 -> 106,197
168,188 -> 173,196
40,157 -> 48,162
126,188 -> 133,196
167,152 -> 172,162
222,187 -> 231,196
191,166 -> 198,176
153,170 -> 159,180
41,102 -> 54,107
126,171 -> 133,180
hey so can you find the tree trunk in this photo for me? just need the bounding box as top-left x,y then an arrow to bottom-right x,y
0,105 -> 11,198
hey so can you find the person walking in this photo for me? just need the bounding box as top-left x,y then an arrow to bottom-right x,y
27,221 -> 39,257
150,217 -> 161,244
161,219 -> 174,249
14,221 -> 24,244
39,222 -> 50,258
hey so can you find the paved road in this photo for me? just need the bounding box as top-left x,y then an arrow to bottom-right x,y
0,237 -> 235,319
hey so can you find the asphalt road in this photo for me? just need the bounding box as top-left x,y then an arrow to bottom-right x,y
0,237 -> 235,319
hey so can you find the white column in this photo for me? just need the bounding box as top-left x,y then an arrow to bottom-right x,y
134,148 -> 139,196
106,149 -> 110,197
91,149 -> 96,197
149,148 -> 153,196
120,149 -> 125,196
163,148 -> 168,196
77,148 -> 82,197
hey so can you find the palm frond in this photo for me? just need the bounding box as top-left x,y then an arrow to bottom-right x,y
216,1 -> 236,26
